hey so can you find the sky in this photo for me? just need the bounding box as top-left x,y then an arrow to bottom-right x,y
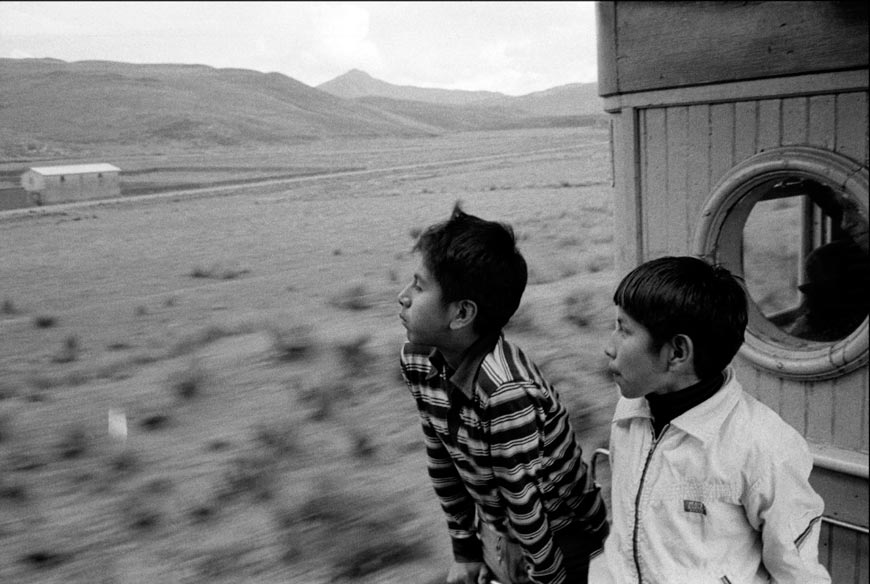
0,1 -> 599,96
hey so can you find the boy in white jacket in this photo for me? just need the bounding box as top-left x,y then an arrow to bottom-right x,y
603,256 -> 830,583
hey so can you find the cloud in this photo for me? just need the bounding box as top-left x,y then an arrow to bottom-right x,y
308,3 -> 383,80
240,2 -> 384,86
357,1 -> 597,95
0,2 -> 236,36
0,3 -> 77,36
6,48 -> 36,59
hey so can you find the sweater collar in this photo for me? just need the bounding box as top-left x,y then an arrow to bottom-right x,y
427,333 -> 501,400
645,372 -> 725,436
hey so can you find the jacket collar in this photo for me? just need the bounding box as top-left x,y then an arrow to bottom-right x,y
612,368 -> 742,443
427,333 -> 501,401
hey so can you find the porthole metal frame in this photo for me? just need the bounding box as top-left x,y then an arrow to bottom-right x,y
694,146 -> 869,381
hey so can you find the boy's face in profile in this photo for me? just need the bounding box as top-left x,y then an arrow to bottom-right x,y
398,258 -> 453,348
605,307 -> 672,399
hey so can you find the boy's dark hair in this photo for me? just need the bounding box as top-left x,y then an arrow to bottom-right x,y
613,256 -> 748,379
414,202 -> 527,335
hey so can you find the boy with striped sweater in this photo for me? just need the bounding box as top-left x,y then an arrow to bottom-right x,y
398,203 -> 608,584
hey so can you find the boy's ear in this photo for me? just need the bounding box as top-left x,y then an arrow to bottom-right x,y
449,299 -> 477,331
667,334 -> 694,371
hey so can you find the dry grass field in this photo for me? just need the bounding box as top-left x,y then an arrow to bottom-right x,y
0,127 -> 620,584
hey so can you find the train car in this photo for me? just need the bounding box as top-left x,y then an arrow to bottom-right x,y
596,1 -> 868,581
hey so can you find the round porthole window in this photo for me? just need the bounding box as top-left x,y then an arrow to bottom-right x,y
695,146 -> 869,380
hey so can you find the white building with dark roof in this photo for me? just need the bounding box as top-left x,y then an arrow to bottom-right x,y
21,163 -> 121,205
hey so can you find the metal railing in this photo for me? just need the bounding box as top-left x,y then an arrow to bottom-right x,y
591,447 -> 611,486
821,515 -> 869,535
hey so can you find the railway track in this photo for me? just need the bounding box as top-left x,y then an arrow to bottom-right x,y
0,142 -> 607,223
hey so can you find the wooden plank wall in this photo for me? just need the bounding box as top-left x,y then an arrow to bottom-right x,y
819,522 -> 870,584
598,2 -> 869,97
636,89 -> 869,453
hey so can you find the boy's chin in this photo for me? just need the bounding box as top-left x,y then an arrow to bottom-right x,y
404,330 -> 423,344
616,383 -> 645,399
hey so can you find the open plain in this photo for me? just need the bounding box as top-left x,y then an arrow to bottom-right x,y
0,127 -> 619,584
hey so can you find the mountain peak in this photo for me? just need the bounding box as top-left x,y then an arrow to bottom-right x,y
342,68 -> 372,79
318,70 -> 505,105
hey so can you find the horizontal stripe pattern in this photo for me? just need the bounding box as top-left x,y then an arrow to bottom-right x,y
401,336 -> 608,584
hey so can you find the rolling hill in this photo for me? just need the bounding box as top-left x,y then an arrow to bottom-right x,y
479,83 -> 604,117
316,68 -> 503,105
0,58 -> 443,158
319,69 -> 603,117
0,58 -> 605,159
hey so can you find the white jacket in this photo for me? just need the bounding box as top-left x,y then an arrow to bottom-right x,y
605,369 -> 830,584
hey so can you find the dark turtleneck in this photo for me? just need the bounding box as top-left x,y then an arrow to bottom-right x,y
645,372 -> 725,439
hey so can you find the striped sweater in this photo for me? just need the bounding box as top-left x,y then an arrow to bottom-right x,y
400,334 -> 608,584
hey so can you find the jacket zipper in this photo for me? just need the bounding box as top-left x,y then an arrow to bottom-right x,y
632,423 -> 669,584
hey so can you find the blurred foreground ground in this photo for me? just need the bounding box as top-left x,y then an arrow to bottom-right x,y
1,128 -> 618,583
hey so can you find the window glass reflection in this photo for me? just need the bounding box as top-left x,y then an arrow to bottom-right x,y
743,177 -> 869,343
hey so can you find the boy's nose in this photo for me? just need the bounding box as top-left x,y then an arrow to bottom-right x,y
603,337 -> 616,359
397,286 -> 410,307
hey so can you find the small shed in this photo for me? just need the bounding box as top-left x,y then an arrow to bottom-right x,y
21,163 -> 121,205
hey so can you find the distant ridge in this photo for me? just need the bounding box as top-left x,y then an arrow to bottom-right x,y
318,69 -> 504,105
480,83 -> 604,117
0,59 -> 606,159
0,58 -> 444,158
319,69 -> 603,116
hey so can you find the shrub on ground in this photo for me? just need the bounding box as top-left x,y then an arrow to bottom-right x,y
33,315 -> 57,328
329,282 -> 374,311
52,334 -> 80,363
168,360 -> 208,400
270,323 -> 316,362
1,297 -> 17,315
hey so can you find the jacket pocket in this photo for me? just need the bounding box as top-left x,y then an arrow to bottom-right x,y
649,481 -> 750,566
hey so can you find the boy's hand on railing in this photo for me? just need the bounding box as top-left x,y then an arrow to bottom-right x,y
446,560 -> 485,584
477,564 -> 497,584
